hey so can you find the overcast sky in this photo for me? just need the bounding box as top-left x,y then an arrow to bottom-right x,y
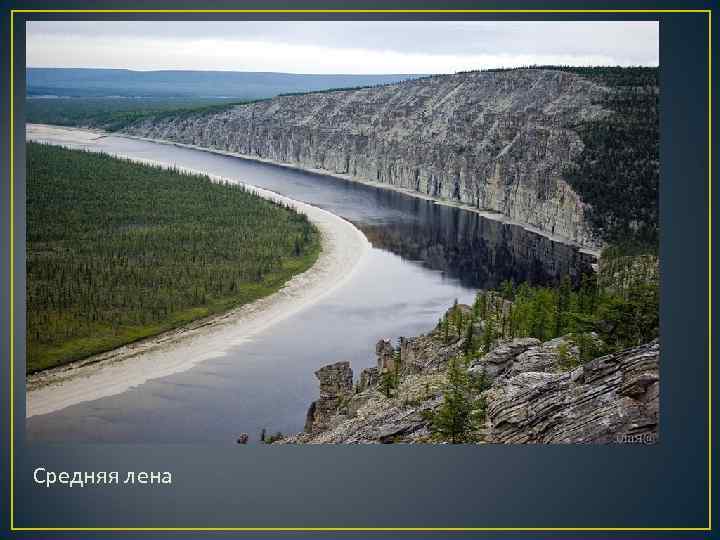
26,21 -> 659,74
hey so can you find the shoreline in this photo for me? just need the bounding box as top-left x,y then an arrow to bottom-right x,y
27,123 -> 602,258
25,124 -> 372,418
123,131 -> 603,258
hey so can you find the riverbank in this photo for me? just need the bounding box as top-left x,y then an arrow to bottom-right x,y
26,124 -> 371,417
26,123 -> 601,258
285,291 -> 659,444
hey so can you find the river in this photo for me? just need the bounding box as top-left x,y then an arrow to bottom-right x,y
25,126 -> 593,443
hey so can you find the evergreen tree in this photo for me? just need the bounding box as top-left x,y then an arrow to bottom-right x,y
463,322 -> 475,355
379,369 -> 395,398
500,279 -> 515,300
556,276 -> 572,336
428,356 -> 475,444
482,318 -> 496,353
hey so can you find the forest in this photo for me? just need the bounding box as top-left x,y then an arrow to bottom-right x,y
439,255 -> 659,368
26,96 -> 243,131
563,67 -> 659,249
26,142 -> 320,373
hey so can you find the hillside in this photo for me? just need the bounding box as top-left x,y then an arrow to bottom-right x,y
281,261 -> 660,445
26,68 -> 423,98
119,66 -> 658,250
26,143 -> 320,372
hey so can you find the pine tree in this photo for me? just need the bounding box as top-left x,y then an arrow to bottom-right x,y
428,356 -> 475,444
463,322 -> 475,355
556,276 -> 572,336
482,318 -> 496,353
379,369 -> 395,398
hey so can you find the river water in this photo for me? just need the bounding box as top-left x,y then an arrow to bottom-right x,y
25,131 -> 593,443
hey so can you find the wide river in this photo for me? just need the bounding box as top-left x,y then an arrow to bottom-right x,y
26,128 -> 593,443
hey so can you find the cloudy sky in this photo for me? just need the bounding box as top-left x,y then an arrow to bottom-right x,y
26,21 -> 659,74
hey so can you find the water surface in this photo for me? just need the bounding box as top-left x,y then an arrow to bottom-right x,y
26,133 -> 592,443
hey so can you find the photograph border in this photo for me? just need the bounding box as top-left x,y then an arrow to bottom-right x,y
7,7 -> 713,533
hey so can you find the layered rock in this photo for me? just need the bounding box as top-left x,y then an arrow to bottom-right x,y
485,340 -> 659,443
304,361 -> 353,433
284,332 -> 659,444
468,337 -> 541,379
120,69 -> 621,248
375,339 -> 397,373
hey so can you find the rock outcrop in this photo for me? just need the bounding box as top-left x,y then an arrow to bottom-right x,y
468,337 -> 541,379
119,68 -> 638,249
283,321 -> 659,444
304,361 -> 353,433
484,340 -> 659,443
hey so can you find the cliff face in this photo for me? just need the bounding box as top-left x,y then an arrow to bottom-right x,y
121,69 -> 622,249
286,323 -> 659,445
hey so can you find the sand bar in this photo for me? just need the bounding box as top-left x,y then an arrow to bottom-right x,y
25,124 -> 371,417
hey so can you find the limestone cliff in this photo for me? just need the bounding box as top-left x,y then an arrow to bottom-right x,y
119,68 -> 659,250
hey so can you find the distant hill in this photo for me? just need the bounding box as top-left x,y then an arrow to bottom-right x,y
119,66 -> 658,249
26,68 -> 425,99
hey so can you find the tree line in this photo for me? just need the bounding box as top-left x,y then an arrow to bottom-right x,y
27,142 -> 320,372
426,258 -> 659,443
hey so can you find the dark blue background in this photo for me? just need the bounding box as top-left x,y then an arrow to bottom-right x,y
0,0 -> 715,536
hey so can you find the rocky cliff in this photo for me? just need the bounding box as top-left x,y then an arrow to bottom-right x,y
285,329 -> 659,445
282,301 -> 659,445
120,67 -> 658,250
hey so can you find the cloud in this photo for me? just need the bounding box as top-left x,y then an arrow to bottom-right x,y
26,21 -> 659,73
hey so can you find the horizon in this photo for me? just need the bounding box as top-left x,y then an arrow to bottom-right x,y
26,21 -> 659,74
26,64 -> 659,76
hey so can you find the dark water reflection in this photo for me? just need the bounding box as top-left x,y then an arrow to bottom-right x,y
25,131 -> 593,443
356,192 -> 594,289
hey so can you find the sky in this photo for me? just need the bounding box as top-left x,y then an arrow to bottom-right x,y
26,21 -> 659,74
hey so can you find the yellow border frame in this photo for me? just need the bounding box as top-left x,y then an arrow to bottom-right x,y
8,8 -> 713,533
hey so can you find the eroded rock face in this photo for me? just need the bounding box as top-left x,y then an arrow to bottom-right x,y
304,361 -> 353,433
485,340 -> 659,444
121,69 -> 616,248
358,367 -> 379,392
376,339 -> 396,373
400,334 -> 464,374
469,338 -> 541,379
287,335 -> 659,445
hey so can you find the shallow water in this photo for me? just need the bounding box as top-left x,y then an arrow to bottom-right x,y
26,131 -> 592,443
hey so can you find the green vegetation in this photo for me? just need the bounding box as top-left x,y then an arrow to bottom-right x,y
491,272 -> 654,355
26,142 -> 320,373
379,349 -> 402,398
562,68 -> 658,248
565,84 -> 658,247
458,66 -> 659,248
26,97 -> 247,131
260,429 -> 284,444
425,355 -> 489,444
426,253 -> 658,443
277,82 -> 394,98
465,261 -> 658,363
458,65 -> 657,87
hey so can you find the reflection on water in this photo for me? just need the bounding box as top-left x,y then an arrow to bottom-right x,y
25,132 -> 594,443
355,189 -> 594,288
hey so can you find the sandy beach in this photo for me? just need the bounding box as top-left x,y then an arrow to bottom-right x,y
25,124 -> 371,417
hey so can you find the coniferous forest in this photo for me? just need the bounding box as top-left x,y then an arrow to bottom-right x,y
26,142 -> 320,373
